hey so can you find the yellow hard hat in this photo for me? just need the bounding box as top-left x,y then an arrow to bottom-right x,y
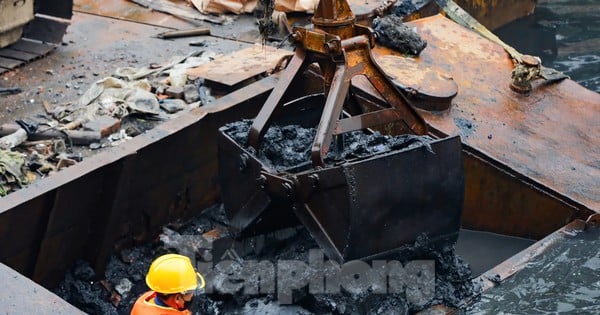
145,254 -> 205,294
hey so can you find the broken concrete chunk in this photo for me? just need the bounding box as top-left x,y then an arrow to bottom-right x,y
126,89 -> 161,115
159,99 -> 187,114
169,68 -> 188,88
83,116 -> 122,138
184,84 -> 200,103
166,86 -> 184,99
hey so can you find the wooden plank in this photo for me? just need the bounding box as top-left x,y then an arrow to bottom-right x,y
0,56 -> 23,69
187,45 -> 291,87
8,39 -> 55,55
0,48 -> 37,61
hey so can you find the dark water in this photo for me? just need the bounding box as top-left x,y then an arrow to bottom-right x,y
468,226 -> 600,314
495,0 -> 600,92
455,230 -> 536,277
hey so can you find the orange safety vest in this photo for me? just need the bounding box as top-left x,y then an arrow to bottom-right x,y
130,291 -> 192,315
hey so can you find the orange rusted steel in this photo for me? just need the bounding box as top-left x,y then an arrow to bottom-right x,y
374,15 -> 600,217
401,0 -> 537,31
453,0 -> 537,30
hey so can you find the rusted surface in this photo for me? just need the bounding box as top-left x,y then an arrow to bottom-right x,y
364,55 -> 458,111
461,150 -> 580,240
374,15 -> 600,215
375,55 -> 458,100
186,45 -> 292,87
453,0 -> 536,30
0,263 -> 85,314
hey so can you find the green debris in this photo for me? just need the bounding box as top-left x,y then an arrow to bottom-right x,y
0,149 -> 29,196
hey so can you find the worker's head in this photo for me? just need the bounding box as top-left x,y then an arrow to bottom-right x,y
145,254 -> 205,310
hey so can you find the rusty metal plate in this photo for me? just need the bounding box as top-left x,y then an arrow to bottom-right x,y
187,45 -> 292,87
375,55 -> 458,99
373,54 -> 458,110
374,15 -> 600,213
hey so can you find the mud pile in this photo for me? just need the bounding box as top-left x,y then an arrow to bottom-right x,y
222,119 -> 436,171
373,15 -> 427,56
55,205 -> 480,314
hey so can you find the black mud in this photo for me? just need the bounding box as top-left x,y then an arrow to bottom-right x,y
221,119 -> 435,171
372,15 -> 427,56
468,226 -> 600,314
55,205 -> 480,314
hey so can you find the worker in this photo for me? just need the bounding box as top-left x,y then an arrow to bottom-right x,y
131,253 -> 205,315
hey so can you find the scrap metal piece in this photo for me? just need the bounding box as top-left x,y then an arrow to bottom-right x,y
155,27 -> 211,39
0,87 -> 22,96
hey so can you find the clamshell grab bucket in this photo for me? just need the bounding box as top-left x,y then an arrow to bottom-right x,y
217,96 -> 464,262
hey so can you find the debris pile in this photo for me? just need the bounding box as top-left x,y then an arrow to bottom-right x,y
55,205 -> 481,314
0,51 -> 217,196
